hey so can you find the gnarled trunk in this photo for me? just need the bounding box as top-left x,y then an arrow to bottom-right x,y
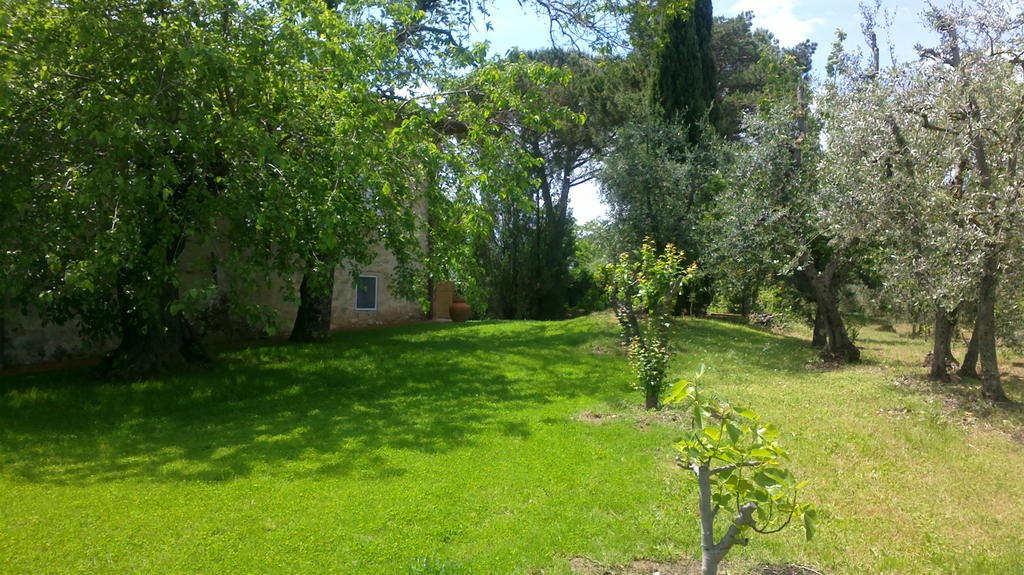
976,253 -> 1009,402
959,316 -> 980,379
803,263 -> 860,363
812,302 -> 828,348
290,258 -> 335,343
930,304 -> 958,382
957,300 -> 979,379
100,277 -> 207,378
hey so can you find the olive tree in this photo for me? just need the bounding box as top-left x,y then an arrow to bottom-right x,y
819,0 -> 1024,401
705,86 -> 862,363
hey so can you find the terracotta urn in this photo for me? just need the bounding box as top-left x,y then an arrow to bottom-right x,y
449,295 -> 471,322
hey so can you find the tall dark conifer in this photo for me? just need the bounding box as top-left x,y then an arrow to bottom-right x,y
694,0 -> 719,130
651,0 -> 717,142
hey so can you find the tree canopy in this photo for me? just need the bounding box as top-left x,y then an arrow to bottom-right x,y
0,0 -> 573,373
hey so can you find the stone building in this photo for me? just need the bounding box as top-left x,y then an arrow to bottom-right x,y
0,240 -> 441,368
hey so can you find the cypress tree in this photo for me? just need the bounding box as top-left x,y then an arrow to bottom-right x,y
651,0 -> 717,142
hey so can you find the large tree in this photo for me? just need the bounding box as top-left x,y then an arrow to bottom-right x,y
650,0 -> 718,139
281,0 -> 630,339
705,88 -> 861,362
281,0 -> 517,342
711,12 -> 815,140
2,0 -> 297,374
819,0 -> 1023,400
699,14 -> 823,320
0,0 -> 573,373
474,50 -> 622,320
600,0 -> 721,282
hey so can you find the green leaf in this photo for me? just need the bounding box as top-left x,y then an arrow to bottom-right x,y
736,408 -> 759,421
712,491 -> 732,508
758,424 -> 780,442
760,468 -> 787,485
715,450 -> 737,465
803,507 -> 817,540
665,380 -> 691,405
725,420 -> 743,443
753,470 -> 781,489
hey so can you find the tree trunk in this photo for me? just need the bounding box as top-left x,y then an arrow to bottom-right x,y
696,463 -> 721,575
976,253 -> 1010,402
963,89 -> 1009,401
100,278 -> 207,378
290,259 -> 335,342
673,292 -> 688,316
812,302 -> 828,348
695,462 -> 757,575
959,315 -> 980,379
804,265 -> 859,362
645,385 -> 659,411
930,305 -> 957,382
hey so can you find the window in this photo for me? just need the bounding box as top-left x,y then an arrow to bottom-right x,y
356,275 -> 378,310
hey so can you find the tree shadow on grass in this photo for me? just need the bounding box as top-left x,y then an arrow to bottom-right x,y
673,319 -> 819,375
0,320 -> 623,485
887,371 -> 1024,434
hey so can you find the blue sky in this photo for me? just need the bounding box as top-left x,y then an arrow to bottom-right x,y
471,0 -> 943,222
717,0 -> 938,73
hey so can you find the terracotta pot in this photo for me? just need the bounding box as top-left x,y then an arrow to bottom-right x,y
449,296 -> 471,322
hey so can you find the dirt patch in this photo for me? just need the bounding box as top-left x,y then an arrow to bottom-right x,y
749,564 -> 825,575
636,409 -> 687,429
876,406 -> 913,419
803,360 -> 842,372
568,557 -> 824,575
1009,427 -> 1024,444
577,411 -> 623,424
568,556 -> 699,575
890,374 -> 1024,435
577,405 -> 690,430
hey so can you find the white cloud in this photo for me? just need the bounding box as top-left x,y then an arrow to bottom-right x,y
727,0 -> 825,46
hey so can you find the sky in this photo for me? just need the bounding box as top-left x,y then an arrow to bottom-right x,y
471,0 -> 943,223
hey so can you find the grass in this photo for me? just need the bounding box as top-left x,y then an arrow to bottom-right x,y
1,314 -> 1023,574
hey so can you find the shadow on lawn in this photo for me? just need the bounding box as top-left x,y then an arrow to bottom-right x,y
673,319 -> 818,374
0,321 -> 621,485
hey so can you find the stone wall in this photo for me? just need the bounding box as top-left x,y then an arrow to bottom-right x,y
327,243 -> 425,330
1,243 -> 426,368
1,308 -> 114,368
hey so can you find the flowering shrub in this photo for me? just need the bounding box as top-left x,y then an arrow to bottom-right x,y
604,238 -> 693,409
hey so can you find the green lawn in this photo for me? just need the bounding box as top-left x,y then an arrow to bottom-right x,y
1,315 -> 1023,574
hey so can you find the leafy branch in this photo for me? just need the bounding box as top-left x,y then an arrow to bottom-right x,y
666,378 -> 816,575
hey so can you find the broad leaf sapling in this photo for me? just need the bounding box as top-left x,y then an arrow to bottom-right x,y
667,375 -> 815,575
